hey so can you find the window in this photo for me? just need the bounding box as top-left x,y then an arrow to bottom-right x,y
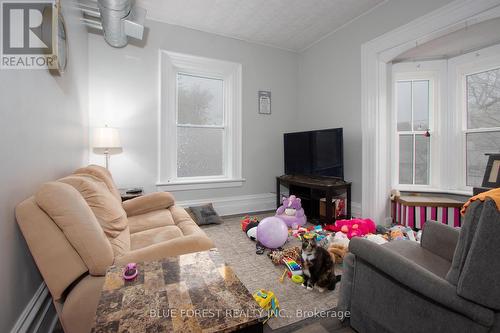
464,67 -> 500,187
395,79 -> 432,185
391,46 -> 500,195
159,51 -> 243,190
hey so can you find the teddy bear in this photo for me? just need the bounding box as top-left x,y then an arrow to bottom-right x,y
326,231 -> 350,263
275,195 -> 307,229
328,244 -> 348,264
325,218 -> 376,239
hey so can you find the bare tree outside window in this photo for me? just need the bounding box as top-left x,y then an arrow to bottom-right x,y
396,80 -> 431,185
466,68 -> 500,187
177,74 -> 224,177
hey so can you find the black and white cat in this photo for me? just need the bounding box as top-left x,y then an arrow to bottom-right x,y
301,237 -> 341,292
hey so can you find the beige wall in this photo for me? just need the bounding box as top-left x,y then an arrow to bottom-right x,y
0,1 -> 89,331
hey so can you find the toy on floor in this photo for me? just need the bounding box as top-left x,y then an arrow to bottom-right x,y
268,246 -> 301,265
247,222 -> 260,241
123,263 -> 138,280
325,218 -> 376,239
364,233 -> 388,245
389,225 -> 418,241
253,289 -> 279,323
241,215 -> 258,231
257,216 -> 289,249
327,244 -> 348,264
275,195 -> 307,229
291,275 -> 304,284
279,269 -> 288,283
326,232 -> 350,264
283,257 -> 303,276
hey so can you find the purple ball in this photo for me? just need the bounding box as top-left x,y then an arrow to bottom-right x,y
257,216 -> 289,249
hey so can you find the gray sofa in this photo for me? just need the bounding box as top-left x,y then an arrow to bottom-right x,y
339,199 -> 500,333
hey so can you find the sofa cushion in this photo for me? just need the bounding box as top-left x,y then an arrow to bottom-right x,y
109,226 -> 131,257
456,199 -> 500,310
446,200 -> 483,285
35,182 -> 113,276
122,192 -> 175,217
73,165 -> 121,202
61,275 -> 105,333
383,240 -> 451,279
16,197 -> 88,301
58,175 -> 128,239
128,209 -> 175,234
130,226 -> 183,250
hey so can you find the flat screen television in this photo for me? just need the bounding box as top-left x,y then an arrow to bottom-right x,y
284,128 -> 343,179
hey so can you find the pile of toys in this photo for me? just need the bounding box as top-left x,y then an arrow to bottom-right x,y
374,224 -> 422,243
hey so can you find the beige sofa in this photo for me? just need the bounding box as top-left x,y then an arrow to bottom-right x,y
15,165 -> 214,333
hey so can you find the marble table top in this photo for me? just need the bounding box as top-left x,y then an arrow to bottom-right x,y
92,249 -> 264,333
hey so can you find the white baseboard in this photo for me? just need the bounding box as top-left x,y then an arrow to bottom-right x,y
10,282 -> 55,333
177,193 -> 276,216
177,193 -> 362,220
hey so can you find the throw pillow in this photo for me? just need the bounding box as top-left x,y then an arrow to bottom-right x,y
188,203 -> 223,225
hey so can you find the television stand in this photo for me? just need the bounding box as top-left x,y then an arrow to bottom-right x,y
276,175 -> 352,225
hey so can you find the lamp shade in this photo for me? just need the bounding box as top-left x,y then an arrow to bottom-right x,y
93,127 -> 121,149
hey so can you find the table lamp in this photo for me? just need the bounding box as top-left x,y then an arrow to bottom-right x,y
92,126 -> 123,169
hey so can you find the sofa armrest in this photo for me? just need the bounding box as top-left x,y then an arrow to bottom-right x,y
349,238 -> 494,326
421,220 -> 460,261
114,234 -> 214,265
122,192 -> 175,217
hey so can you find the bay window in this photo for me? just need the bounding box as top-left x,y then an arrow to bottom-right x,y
392,45 -> 500,194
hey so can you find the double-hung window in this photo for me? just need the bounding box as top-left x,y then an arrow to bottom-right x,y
392,46 -> 500,194
395,79 -> 432,185
159,51 -> 243,190
463,67 -> 500,187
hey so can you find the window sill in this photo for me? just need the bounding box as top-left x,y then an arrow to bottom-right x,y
395,186 -> 472,197
156,178 -> 246,191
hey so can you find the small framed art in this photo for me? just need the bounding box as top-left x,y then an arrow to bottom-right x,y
259,91 -> 271,114
482,153 -> 500,188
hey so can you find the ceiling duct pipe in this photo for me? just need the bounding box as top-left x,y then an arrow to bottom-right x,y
97,0 -> 146,47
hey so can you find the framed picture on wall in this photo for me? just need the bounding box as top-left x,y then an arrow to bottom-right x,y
482,153 -> 500,188
258,91 -> 271,114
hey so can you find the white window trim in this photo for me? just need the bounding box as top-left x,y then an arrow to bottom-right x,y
361,0 -> 499,224
391,61 -> 446,192
157,51 -> 244,191
448,43 -> 500,192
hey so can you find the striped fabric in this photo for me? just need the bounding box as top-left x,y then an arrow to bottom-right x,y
391,201 -> 462,229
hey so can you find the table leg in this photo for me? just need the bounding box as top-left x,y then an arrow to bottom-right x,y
347,184 -> 352,219
276,178 -> 281,208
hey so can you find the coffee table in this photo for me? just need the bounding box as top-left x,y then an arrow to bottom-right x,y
92,249 -> 264,332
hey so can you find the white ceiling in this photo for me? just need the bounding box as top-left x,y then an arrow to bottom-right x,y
136,0 -> 385,52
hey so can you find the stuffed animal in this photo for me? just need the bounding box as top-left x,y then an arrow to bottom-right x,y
328,244 -> 348,264
364,234 -> 388,245
241,216 -> 260,241
275,195 -> 307,229
325,218 -> 376,239
268,246 -> 301,265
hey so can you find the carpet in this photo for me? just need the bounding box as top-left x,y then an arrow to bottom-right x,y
202,213 -> 341,330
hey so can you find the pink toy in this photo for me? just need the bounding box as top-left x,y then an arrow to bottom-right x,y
123,263 -> 138,280
275,195 -> 307,229
327,218 -> 376,239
